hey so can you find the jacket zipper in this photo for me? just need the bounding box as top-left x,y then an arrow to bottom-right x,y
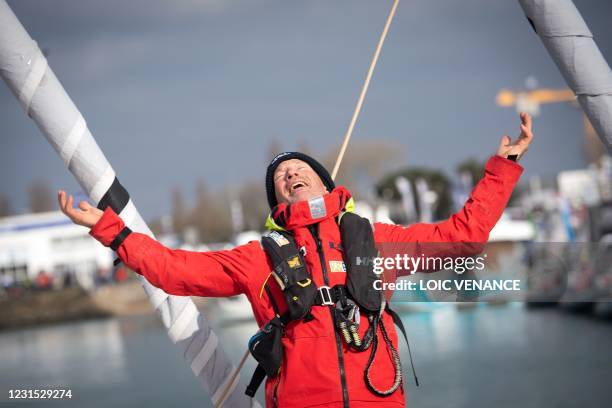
309,225 -> 349,408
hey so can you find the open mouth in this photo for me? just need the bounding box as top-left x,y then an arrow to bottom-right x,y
290,181 -> 308,193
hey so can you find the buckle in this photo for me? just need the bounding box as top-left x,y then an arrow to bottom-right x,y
318,286 -> 334,306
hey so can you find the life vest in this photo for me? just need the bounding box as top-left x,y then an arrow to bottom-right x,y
246,189 -> 418,399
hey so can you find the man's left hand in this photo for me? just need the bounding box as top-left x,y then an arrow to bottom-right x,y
497,112 -> 534,161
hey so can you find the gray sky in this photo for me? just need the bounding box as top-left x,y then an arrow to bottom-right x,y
1,0 -> 611,221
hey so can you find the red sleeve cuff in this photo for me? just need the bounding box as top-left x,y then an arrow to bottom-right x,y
89,207 -> 126,247
485,155 -> 523,181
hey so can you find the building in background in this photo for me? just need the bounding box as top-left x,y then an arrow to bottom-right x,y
0,211 -> 112,291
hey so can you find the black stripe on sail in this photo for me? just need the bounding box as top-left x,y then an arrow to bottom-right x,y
97,177 -> 130,213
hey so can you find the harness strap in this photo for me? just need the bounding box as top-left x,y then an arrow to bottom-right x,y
265,284 -> 281,316
264,283 -> 303,326
245,365 -> 267,398
248,289 -> 419,397
247,283 -> 346,397
313,285 -> 349,306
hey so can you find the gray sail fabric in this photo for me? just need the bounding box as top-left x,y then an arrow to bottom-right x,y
518,0 -> 612,153
0,2 -> 258,406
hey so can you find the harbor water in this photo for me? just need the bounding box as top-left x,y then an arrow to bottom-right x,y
1,304 -> 611,407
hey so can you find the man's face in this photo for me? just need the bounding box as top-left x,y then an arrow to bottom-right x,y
273,159 -> 328,205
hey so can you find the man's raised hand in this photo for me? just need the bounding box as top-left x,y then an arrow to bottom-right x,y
57,190 -> 103,228
497,112 -> 534,161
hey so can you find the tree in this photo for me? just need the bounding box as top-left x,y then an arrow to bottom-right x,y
456,157 -> 528,207
267,137 -> 283,161
28,180 -> 53,213
583,116 -> 605,164
456,158 -> 484,187
0,192 -> 13,217
296,138 -> 312,156
322,139 -> 402,196
191,179 -> 233,243
376,167 -> 453,221
238,180 -> 269,231
147,217 -> 164,237
171,186 -> 188,234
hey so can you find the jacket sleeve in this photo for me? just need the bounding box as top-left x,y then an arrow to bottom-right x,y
89,207 -> 266,297
373,155 -> 522,260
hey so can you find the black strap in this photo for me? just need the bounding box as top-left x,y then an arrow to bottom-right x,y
97,177 -> 130,213
247,283 -> 314,397
249,284 -> 420,398
245,365 -> 267,397
264,284 -> 293,326
110,226 -> 132,251
265,284 -> 281,315
387,306 -> 419,387
247,287 -> 285,397
313,285 -> 349,306
266,283 -> 347,325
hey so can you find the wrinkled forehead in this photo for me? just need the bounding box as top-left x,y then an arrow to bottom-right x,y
273,159 -> 313,177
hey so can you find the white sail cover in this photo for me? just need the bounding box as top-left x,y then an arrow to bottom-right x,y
0,1 -> 258,406
518,0 -> 612,153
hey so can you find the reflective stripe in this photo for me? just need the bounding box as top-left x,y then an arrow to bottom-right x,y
191,331 -> 218,376
151,289 -> 168,310
90,166 -> 115,204
59,114 -> 86,166
168,301 -> 198,343
150,289 -> 168,311
17,44 -> 47,114
0,3 -> 257,405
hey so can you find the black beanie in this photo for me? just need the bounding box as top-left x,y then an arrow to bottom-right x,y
265,152 -> 335,209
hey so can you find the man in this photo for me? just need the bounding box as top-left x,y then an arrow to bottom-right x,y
58,113 -> 533,407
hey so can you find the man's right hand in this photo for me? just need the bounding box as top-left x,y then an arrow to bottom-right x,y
58,190 -> 103,228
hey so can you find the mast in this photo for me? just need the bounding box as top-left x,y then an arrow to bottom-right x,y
0,2 -> 257,406
518,0 -> 612,153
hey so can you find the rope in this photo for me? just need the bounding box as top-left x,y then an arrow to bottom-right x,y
331,0 -> 400,180
363,298 -> 403,396
364,316 -> 403,396
215,350 -> 251,408
226,1 -> 401,402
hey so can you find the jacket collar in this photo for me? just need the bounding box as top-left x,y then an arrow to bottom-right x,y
266,186 -> 353,231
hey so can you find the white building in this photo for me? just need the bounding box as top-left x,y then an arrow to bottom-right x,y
0,211 -> 113,290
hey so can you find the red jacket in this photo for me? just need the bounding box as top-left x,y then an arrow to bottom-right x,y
90,156 -> 522,408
